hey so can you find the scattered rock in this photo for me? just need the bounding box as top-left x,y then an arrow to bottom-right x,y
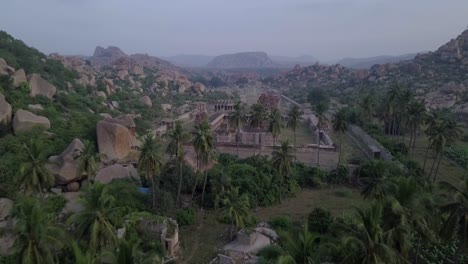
94,164 -> 139,184
47,138 -> 85,184
12,109 -> 50,134
0,93 -> 12,125
131,65 -> 144,75
139,96 -> 152,107
61,191 -> 83,214
28,74 -> 56,99
111,101 -> 119,109
117,69 -> 129,80
161,104 -> 172,111
27,104 -> 43,111
66,182 -> 80,192
50,188 -> 62,194
192,82 -> 206,93
0,198 -> 13,221
12,69 -> 27,87
96,91 -> 107,99
99,113 -> 112,119
103,78 -> 115,95
0,233 -> 16,256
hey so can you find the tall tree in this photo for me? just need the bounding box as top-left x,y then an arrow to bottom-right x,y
315,102 -> 328,167
229,101 -> 247,157
342,204 -> 402,264
272,140 -> 294,202
218,187 -> 250,239
332,108 -> 348,168
280,224 -> 321,264
67,183 -> 121,254
359,94 -> 375,124
76,139 -> 100,184
287,105 -> 304,158
439,176 -> 468,253
10,197 -> 65,264
18,139 -> 54,199
268,108 -> 282,147
166,121 -> 189,205
191,120 -> 216,207
138,134 -> 164,209
249,103 -> 266,155
405,100 -> 427,153
423,110 -> 440,174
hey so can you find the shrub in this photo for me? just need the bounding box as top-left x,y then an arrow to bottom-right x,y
106,179 -> 149,211
270,216 -> 291,231
327,165 -> 348,184
257,245 -> 285,262
308,208 -> 333,234
44,195 -> 67,214
176,208 -> 196,226
334,189 -> 352,197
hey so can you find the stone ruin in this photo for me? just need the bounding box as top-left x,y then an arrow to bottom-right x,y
347,125 -> 394,161
136,217 -> 180,259
258,92 -> 280,112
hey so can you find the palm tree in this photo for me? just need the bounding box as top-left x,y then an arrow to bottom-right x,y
166,121 -> 189,205
405,100 -> 427,153
249,103 -> 266,155
110,239 -> 162,264
18,139 -> 54,199
332,108 -> 348,168
423,110 -> 440,174
341,204 -> 401,264
10,197 -> 65,264
280,224 -> 320,264
268,108 -> 282,147
218,187 -> 250,239
359,94 -> 375,124
191,120 -> 216,207
287,105 -> 304,157
439,176 -> 468,253
229,101 -> 247,157
76,140 -> 100,184
272,140 -> 294,202
138,134 -> 164,209
72,242 -> 99,264
68,183 -> 121,253
315,102 -> 328,167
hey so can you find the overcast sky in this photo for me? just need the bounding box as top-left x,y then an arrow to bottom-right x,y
1,0 -> 467,61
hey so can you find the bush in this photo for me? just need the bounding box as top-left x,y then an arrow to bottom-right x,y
106,179 -> 149,211
44,195 -> 67,214
176,208 -> 196,226
270,216 -> 291,231
327,165 -> 348,184
308,208 -> 333,234
257,245 -> 285,262
334,189 -> 352,197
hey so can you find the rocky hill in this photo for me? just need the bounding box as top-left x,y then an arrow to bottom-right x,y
335,53 -> 418,69
270,29 -> 468,117
207,52 -> 278,69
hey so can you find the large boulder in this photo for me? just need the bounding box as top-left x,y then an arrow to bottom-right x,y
96,91 -> 107,100
139,96 -> 152,107
0,58 -> 15,76
192,82 -> 206,93
28,74 -> 56,99
131,65 -> 144,75
0,198 -> 13,221
12,69 -> 27,87
47,138 -> 85,184
97,115 -> 137,162
95,164 -> 139,184
12,109 -> 50,134
0,93 -> 12,125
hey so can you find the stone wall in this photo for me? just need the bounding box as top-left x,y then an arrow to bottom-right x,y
347,125 -> 393,161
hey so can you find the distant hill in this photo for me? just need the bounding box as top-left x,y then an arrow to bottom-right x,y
271,55 -> 317,67
163,54 -> 214,68
335,53 -> 418,69
207,52 -> 278,69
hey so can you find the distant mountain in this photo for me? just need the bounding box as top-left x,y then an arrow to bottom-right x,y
207,52 -> 278,69
163,54 -> 214,68
334,53 -> 418,69
271,55 -> 317,67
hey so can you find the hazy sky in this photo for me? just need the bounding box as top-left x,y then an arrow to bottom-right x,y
1,0 -> 468,61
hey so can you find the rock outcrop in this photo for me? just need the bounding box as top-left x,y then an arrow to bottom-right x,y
95,164 -> 139,184
139,96 -> 152,107
97,115 -> 138,162
207,52 -> 277,69
0,93 -> 12,125
192,82 -> 206,93
0,198 -> 13,221
28,74 -> 56,99
12,69 -> 27,87
47,138 -> 85,185
12,109 -> 50,134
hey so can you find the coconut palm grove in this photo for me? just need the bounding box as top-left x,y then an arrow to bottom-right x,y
1,3 -> 468,264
